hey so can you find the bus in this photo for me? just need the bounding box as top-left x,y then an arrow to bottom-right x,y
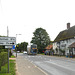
27,44 -> 38,55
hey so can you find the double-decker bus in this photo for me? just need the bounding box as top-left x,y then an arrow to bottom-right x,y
27,44 -> 37,55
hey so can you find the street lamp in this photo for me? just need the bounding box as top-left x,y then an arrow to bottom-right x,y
16,34 -> 22,57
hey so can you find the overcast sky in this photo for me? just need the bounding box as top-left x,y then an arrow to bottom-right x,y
0,0 -> 75,44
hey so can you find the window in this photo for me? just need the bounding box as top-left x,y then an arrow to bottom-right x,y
66,40 -> 68,43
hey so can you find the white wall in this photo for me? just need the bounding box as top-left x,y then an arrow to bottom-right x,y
73,48 -> 75,54
53,42 -> 57,54
53,38 -> 75,55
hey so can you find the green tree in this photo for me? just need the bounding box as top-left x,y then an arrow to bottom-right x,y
31,28 -> 50,53
16,42 -> 28,52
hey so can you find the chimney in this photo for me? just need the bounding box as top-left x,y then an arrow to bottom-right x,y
67,23 -> 70,29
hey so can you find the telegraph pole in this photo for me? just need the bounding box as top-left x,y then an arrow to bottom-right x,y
16,34 -> 21,57
7,26 -> 9,37
7,26 -> 9,73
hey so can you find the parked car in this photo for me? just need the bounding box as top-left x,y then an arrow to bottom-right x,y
17,51 -> 20,53
44,50 -> 49,55
23,51 -> 27,54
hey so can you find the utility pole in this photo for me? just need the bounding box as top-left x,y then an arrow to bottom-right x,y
7,26 -> 9,73
16,34 -> 21,57
7,26 -> 9,37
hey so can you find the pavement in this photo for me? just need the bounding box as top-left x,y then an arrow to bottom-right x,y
16,56 -> 47,75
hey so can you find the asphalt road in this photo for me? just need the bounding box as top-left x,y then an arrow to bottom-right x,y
22,54 -> 75,75
14,53 -> 75,75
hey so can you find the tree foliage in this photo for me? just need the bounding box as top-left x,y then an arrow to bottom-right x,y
31,28 -> 50,53
16,42 -> 28,52
0,52 -> 8,71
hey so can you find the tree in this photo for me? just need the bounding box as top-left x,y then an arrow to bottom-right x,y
31,28 -> 50,53
16,42 -> 28,52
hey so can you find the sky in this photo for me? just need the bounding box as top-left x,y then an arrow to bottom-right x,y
0,0 -> 75,44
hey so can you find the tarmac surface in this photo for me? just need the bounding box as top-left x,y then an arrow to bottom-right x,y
16,56 -> 47,75
14,53 -> 75,75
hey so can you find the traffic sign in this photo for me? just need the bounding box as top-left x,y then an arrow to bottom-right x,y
5,46 -> 12,48
0,37 -> 16,45
11,45 -> 15,49
0,41 -> 16,45
0,37 -> 16,42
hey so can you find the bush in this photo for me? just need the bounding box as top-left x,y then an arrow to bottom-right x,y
1,49 -> 8,52
1,52 -> 8,66
0,52 -> 8,71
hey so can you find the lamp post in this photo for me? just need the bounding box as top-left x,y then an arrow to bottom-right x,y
16,34 -> 21,57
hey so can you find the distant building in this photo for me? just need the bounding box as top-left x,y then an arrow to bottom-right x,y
45,44 -> 53,50
53,23 -> 75,56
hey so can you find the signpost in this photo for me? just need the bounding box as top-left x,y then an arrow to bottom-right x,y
5,46 -> 12,49
0,42 -> 15,45
0,37 -> 16,45
0,37 -> 16,73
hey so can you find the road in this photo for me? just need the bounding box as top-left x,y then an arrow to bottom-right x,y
15,53 -> 75,75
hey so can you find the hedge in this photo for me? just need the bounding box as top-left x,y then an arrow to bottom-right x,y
0,52 -> 8,71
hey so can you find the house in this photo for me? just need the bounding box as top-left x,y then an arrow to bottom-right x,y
69,42 -> 75,57
45,44 -> 53,50
45,44 -> 53,55
53,23 -> 75,56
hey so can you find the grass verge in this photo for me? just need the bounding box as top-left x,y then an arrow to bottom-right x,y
11,55 -> 15,58
38,53 -> 45,55
0,60 -> 16,75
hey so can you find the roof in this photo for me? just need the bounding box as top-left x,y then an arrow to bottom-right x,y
69,42 -> 75,48
45,45 -> 53,50
54,25 -> 75,42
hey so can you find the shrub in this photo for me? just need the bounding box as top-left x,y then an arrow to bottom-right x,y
0,52 -> 8,71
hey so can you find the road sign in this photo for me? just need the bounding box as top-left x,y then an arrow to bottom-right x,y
0,37 -> 16,45
0,37 -> 16,42
11,45 -> 15,49
0,41 -> 16,45
5,46 -> 12,48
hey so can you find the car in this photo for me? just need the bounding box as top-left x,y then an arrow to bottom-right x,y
44,50 -> 49,55
17,51 -> 20,53
23,51 -> 27,54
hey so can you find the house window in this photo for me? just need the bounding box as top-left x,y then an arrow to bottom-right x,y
66,40 -> 68,43
57,42 -> 60,44
53,43 -> 55,46
68,39 -> 71,42
54,43 -> 56,46
62,41 -> 64,43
